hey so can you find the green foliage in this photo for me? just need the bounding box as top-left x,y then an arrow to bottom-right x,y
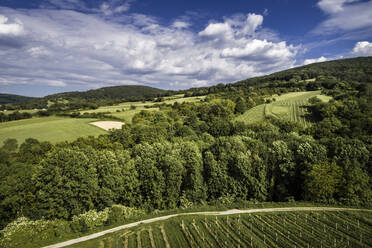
106,205 -> 145,225
305,162 -> 342,202
34,148 -> 100,219
71,209 -> 109,232
0,217 -> 71,248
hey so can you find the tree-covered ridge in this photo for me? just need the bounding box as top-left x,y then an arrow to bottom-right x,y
0,94 -> 35,105
46,85 -> 166,101
1,85 -> 169,111
184,56 -> 372,96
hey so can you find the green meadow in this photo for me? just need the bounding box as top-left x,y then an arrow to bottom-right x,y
80,95 -> 205,123
0,116 -> 106,144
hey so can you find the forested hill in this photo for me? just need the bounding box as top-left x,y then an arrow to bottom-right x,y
45,85 -> 166,101
236,56 -> 372,85
0,93 -> 35,105
2,85 -> 168,110
186,56 -> 372,95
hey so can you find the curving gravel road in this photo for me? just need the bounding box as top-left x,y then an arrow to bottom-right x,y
43,207 -> 371,248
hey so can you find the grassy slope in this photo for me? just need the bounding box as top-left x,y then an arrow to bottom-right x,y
0,116 -> 106,144
67,209 -> 372,248
236,91 -> 331,125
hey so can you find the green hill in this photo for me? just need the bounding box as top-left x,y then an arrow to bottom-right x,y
0,93 -> 35,105
186,56 -> 372,96
46,85 -> 167,101
5,85 -> 168,110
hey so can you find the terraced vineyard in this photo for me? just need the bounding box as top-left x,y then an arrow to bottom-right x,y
68,210 -> 372,248
237,91 -> 331,126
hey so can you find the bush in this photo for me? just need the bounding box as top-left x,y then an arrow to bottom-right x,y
71,209 -> 109,233
106,205 -> 145,225
0,217 -> 71,248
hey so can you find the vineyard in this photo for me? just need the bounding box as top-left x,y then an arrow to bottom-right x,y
237,91 -> 332,126
68,210 -> 372,248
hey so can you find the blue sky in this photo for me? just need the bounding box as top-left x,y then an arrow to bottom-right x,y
0,0 -> 372,97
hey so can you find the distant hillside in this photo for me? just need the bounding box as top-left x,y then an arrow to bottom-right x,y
46,85 -> 167,101
5,85 -> 169,110
234,56 -> 372,87
186,56 -> 372,96
0,93 -> 35,105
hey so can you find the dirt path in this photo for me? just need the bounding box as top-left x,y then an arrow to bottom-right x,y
43,207 -> 371,248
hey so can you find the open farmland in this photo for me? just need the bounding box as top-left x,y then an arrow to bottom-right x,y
67,209 -> 372,248
237,91 -> 331,126
0,116 -> 106,144
80,95 -> 205,123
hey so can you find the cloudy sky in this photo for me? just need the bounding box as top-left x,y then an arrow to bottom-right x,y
0,0 -> 372,96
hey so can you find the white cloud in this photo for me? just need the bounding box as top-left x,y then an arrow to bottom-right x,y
0,7 -> 298,92
27,46 -> 51,56
352,41 -> 372,56
303,56 -> 328,65
314,0 -> 372,33
243,14 -> 263,35
0,15 -> 23,36
221,39 -> 295,60
199,22 -> 232,38
317,0 -> 359,14
99,0 -> 133,15
172,21 -> 190,29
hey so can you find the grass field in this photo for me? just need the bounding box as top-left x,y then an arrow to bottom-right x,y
0,116 -> 106,145
68,210 -> 372,248
237,91 -> 331,126
80,95 -> 205,123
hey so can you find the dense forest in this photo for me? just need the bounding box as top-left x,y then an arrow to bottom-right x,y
0,94 -> 34,105
0,57 -> 371,245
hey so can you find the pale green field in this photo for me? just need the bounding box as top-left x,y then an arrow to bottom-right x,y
238,91 -> 331,126
0,116 -> 106,145
80,96 -> 205,123
236,104 -> 266,123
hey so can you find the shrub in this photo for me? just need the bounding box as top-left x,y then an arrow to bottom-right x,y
0,217 -> 71,248
106,205 -> 145,224
71,209 -> 109,233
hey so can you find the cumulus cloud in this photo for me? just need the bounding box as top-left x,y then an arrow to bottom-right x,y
303,56 -> 328,65
221,40 -> 294,61
0,15 -> 23,36
314,0 -> 372,34
0,7 -> 298,93
352,41 -> 372,56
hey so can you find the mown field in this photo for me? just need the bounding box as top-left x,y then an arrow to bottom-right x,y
0,116 -> 106,144
0,95 -> 205,145
79,95 -> 205,123
68,210 -> 372,248
236,91 -> 331,126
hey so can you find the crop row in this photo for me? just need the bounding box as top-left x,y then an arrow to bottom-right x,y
86,211 -> 372,248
